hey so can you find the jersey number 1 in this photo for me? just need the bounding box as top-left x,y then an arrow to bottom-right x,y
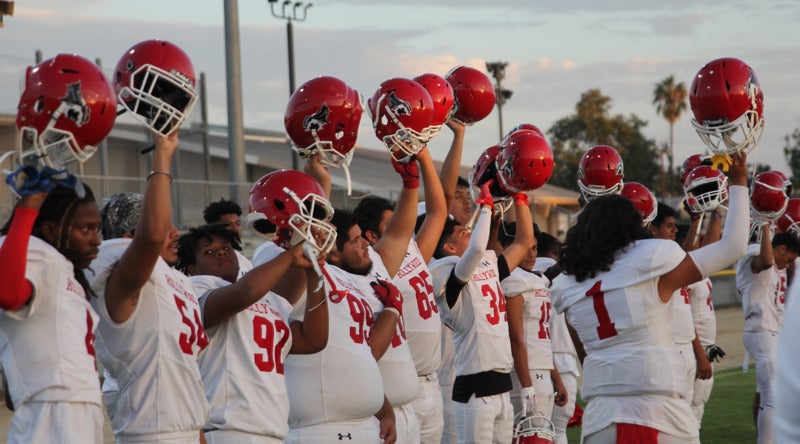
586,281 -> 618,339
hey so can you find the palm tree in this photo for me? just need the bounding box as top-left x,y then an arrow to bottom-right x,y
653,75 -> 688,193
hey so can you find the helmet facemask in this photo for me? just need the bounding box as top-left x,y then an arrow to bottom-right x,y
118,64 -> 198,137
373,94 -> 427,164
17,125 -> 94,168
684,176 -> 729,213
283,186 -> 337,258
691,109 -> 763,156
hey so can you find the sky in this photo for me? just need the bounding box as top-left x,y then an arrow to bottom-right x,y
2,0 -> 800,183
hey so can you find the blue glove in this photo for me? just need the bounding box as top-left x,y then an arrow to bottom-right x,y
5,165 -> 84,198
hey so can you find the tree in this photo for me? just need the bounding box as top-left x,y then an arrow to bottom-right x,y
784,127 -> 800,192
547,89 -> 661,193
653,75 -> 688,193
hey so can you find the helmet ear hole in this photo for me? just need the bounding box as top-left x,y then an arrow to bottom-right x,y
273,200 -> 285,211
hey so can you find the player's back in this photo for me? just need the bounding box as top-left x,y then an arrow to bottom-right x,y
551,239 -> 686,399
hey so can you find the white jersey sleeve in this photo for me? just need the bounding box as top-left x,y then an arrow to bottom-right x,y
192,274 -> 294,438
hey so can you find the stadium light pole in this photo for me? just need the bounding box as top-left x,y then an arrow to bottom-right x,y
268,0 -> 312,171
486,61 -> 513,141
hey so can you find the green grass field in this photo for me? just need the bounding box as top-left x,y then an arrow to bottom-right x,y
565,367 -> 757,443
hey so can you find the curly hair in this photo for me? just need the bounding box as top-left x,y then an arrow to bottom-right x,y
176,223 -> 242,275
203,198 -> 243,224
560,194 -> 651,282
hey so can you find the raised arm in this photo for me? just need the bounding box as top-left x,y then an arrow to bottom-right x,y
0,192 -> 46,310
500,195 -> 534,271
105,133 -> 179,323
374,156 -> 421,277
304,152 -> 332,198
202,242 -> 313,329
658,152 -> 749,300
751,225 -> 774,273
440,121 -> 466,212
413,148 -> 448,262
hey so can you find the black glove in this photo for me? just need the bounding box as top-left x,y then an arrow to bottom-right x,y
705,344 -> 726,363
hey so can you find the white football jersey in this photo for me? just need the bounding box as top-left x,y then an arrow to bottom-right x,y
392,239 -> 442,376
0,236 -> 101,409
362,248 -> 420,407
501,267 -> 554,369
672,286 -> 696,344
285,264 -> 385,428
430,250 -> 513,376
737,243 -> 786,333
689,278 -> 716,347
88,238 -> 209,437
776,278 -> 800,442
550,239 -> 687,400
192,275 -> 293,439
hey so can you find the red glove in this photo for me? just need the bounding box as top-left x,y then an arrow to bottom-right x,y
370,279 -> 403,316
515,192 -> 530,207
474,179 -> 495,207
392,157 -> 420,189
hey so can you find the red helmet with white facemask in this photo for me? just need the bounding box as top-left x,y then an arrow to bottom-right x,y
284,76 -> 363,168
368,77 -> 434,163
16,54 -> 116,167
577,145 -> 624,201
248,170 -> 336,256
690,57 -> 764,156
750,171 -> 790,223
683,165 -> 729,214
115,39 -> 198,137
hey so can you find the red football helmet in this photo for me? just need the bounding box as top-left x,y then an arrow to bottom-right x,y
284,76 -> 363,168
496,130 -> 554,193
15,54 -> 117,167
445,66 -> 496,125
750,171 -> 790,223
680,153 -> 712,184
777,198 -> 800,235
413,73 -> 455,142
577,145 -> 624,201
503,123 -> 545,143
248,170 -> 336,255
621,182 -> 658,226
368,77 -> 434,163
683,165 -> 728,213
513,413 -> 555,444
115,39 -> 198,137
469,144 -> 513,212
690,57 -> 764,155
